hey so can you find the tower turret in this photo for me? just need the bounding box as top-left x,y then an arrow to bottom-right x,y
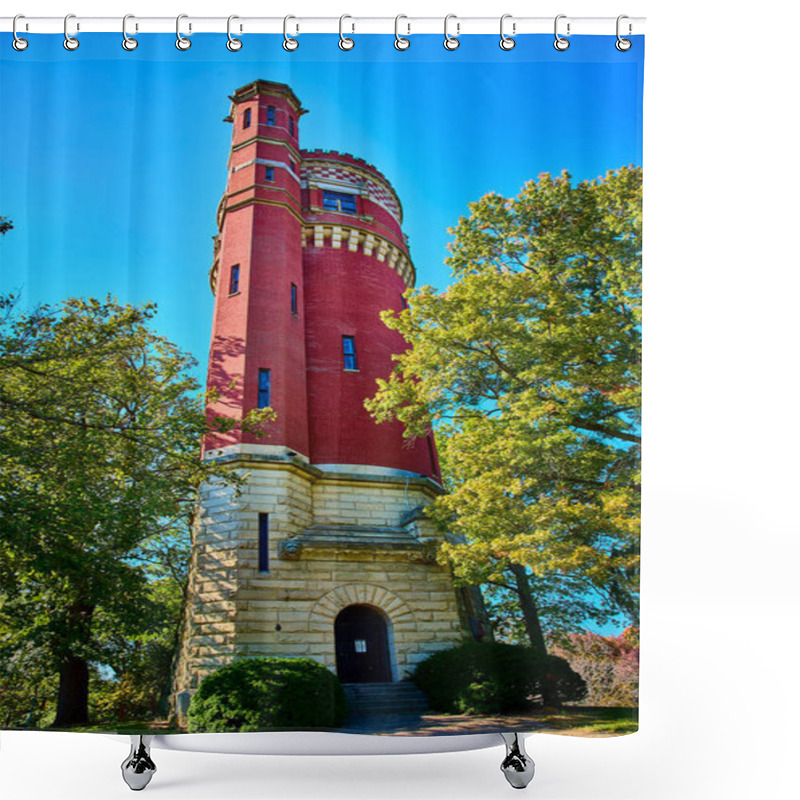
206,80 -> 309,456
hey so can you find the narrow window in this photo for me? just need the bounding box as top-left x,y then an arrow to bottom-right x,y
289,117 -> 295,136
229,264 -> 240,295
243,107 -> 252,129
342,336 -> 358,370
290,161 -> 297,174
265,166 -> 275,182
266,106 -> 276,125
400,294 -> 408,310
291,283 -> 298,315
258,513 -> 269,573
322,191 -> 358,214
258,368 -> 271,409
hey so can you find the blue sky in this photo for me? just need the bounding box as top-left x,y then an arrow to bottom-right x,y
0,33 -> 642,370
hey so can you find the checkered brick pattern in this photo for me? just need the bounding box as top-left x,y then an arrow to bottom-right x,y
301,160 -> 402,223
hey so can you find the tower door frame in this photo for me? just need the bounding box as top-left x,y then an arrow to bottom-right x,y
334,604 -> 394,683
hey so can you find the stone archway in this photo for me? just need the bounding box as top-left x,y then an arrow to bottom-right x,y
310,584 -> 416,681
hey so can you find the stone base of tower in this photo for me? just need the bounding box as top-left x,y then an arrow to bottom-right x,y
171,451 -> 486,724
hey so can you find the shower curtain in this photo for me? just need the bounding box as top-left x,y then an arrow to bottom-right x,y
0,27 -> 643,739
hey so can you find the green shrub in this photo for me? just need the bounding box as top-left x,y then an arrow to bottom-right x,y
412,642 -> 586,715
187,657 -> 347,733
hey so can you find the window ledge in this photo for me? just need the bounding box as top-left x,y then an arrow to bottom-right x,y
228,291 -> 241,297
343,368 -> 360,373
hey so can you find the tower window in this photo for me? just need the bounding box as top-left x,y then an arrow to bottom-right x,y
243,108 -> 252,129
265,166 -> 275,182
258,513 -> 269,573
323,191 -> 358,214
400,294 -> 408,310
289,117 -> 295,136
258,368 -> 271,409
229,264 -> 240,295
342,336 -> 358,371
266,106 -> 276,125
290,161 -> 297,174
291,283 -> 298,315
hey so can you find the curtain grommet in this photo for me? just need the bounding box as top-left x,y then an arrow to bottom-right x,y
122,14 -> 138,51
227,15 -> 243,51
339,15 -> 355,51
12,15 -> 29,51
444,14 -> 460,51
176,14 -> 191,51
554,14 -> 570,51
499,14 -> 516,50
394,15 -> 410,51
64,13 -> 79,51
283,15 -> 299,51
616,15 -> 632,51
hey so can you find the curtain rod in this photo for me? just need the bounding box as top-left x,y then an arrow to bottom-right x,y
1,16 -> 645,36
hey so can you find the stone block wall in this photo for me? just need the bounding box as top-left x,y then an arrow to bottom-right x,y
172,461 -> 470,703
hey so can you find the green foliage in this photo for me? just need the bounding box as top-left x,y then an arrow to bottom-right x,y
0,295 -> 272,727
187,658 -> 347,733
366,168 -> 642,643
412,641 -> 586,715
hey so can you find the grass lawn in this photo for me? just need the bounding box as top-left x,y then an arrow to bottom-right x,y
390,706 -> 638,737
534,706 -> 638,737
49,707 -> 638,738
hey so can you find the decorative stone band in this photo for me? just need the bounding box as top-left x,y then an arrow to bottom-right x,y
302,225 -> 415,289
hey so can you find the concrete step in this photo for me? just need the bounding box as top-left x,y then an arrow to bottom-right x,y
342,682 -> 429,716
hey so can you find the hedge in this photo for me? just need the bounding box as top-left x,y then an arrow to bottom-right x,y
412,641 -> 587,714
187,657 -> 347,733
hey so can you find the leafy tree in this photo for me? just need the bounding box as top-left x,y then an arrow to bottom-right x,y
367,168 -> 642,701
549,628 -> 639,707
0,296 -> 270,728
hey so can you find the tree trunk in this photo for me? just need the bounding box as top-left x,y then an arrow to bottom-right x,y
53,602 -> 94,728
509,563 -> 561,708
54,654 -> 90,727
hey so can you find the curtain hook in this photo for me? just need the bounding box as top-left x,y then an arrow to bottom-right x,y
339,15 -> 354,50
499,14 -> 515,51
394,14 -> 410,51
122,14 -> 138,51
616,15 -> 632,51
554,14 -> 570,51
227,15 -> 243,51
63,13 -> 79,51
176,14 -> 191,50
12,14 -> 29,51
444,14 -> 460,51
283,15 -> 299,51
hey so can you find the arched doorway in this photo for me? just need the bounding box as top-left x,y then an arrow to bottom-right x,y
334,604 -> 393,683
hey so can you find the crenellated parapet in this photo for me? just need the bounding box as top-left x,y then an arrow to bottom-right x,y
301,225 -> 414,288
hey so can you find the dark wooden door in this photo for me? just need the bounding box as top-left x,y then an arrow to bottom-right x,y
334,604 -> 392,683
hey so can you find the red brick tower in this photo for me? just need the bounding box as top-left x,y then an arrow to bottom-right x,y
205,82 -> 437,479
173,81 -> 488,713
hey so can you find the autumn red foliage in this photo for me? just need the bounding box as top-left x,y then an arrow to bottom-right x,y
550,628 -> 639,707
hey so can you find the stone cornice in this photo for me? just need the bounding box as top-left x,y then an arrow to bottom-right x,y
201,451 -> 444,497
